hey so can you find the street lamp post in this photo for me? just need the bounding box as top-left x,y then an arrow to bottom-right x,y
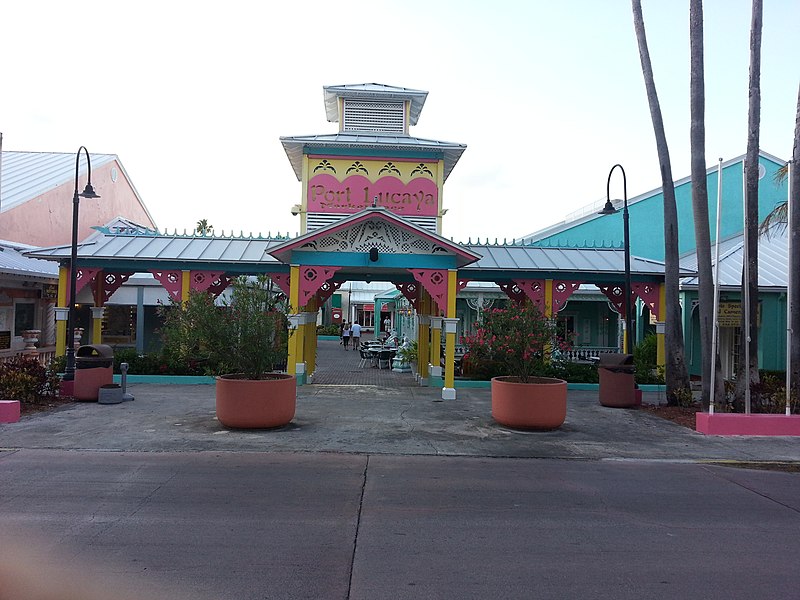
63,147 -> 101,382
598,164 -> 634,354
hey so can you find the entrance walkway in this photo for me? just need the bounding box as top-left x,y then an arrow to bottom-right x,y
312,337 -> 417,387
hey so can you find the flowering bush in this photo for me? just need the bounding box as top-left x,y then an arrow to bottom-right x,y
462,300 -> 572,383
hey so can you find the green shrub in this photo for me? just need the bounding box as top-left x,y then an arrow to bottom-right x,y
317,324 -> 340,336
633,335 -> 663,384
0,356 -> 61,404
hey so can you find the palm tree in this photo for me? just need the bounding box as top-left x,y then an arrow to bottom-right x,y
196,219 -> 213,236
734,0 -> 763,407
631,0 -> 691,404
689,0 -> 717,409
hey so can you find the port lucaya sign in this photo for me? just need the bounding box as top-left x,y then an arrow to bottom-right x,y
307,157 -> 439,217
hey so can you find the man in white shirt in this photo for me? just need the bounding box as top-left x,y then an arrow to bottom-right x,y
351,321 -> 362,349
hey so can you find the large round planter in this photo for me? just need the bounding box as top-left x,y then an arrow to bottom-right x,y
491,376 -> 567,430
215,373 -> 296,429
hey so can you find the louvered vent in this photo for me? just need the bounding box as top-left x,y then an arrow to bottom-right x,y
343,100 -> 405,133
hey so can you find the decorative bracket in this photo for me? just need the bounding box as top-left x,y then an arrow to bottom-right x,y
409,269 -> 448,314
552,280 -> 583,313
150,270 -> 183,302
316,280 -> 343,304
299,266 -> 341,307
94,272 -> 132,305
631,282 -> 660,318
69,267 -> 102,303
394,281 -> 420,311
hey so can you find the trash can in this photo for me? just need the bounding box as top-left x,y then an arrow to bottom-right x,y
73,344 -> 114,401
598,353 -> 636,408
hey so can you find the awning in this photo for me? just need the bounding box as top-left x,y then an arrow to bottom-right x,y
363,304 -> 374,311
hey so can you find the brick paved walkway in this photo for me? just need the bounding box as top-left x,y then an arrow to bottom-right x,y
311,337 -> 418,387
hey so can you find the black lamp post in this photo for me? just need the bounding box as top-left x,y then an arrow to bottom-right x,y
63,147 -> 101,382
598,164 -> 634,354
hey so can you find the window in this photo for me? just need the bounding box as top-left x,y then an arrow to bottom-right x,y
14,303 -> 35,335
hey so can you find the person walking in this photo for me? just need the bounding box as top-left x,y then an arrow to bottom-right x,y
342,321 -> 351,350
351,321 -> 362,350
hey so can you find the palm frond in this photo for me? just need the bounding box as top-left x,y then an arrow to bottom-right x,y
773,163 -> 789,183
759,201 -> 787,237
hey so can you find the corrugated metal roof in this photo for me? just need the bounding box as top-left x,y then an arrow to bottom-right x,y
461,245 -> 680,277
323,83 -> 428,126
681,226 -> 788,289
0,242 -> 59,278
24,231 -> 287,271
280,133 -> 466,182
0,151 -> 117,213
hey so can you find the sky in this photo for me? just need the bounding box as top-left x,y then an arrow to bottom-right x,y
1,0 -> 798,243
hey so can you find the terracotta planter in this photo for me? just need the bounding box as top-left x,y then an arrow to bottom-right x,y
491,376 -> 567,430
215,373 -> 296,429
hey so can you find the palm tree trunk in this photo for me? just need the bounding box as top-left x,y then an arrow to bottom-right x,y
689,0 -> 715,409
791,84 -> 800,403
736,0 -> 763,406
631,0 -> 691,404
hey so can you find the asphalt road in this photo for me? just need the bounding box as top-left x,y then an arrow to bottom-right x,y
1,449 -> 799,599
2,383 -> 800,599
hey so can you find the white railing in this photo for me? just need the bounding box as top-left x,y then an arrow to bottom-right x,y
560,346 -> 619,363
0,347 -> 57,366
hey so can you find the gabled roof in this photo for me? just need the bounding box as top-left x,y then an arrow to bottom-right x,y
268,206 -> 481,268
522,150 -> 786,244
323,83 -> 428,125
0,150 -> 117,212
681,225 -> 788,290
279,132 -> 466,182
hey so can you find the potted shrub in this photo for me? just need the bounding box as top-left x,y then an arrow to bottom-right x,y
464,300 -> 569,430
160,275 -> 294,428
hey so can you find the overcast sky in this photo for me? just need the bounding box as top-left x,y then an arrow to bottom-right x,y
2,0 -> 797,242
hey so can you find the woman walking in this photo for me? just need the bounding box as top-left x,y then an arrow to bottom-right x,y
341,321 -> 351,350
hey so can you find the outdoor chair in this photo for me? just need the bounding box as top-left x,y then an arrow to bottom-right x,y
358,348 -> 372,368
377,350 -> 393,369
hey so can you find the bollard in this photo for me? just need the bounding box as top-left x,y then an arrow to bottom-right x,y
120,362 -> 134,401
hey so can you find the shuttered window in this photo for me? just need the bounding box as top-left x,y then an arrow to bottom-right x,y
343,100 -> 405,133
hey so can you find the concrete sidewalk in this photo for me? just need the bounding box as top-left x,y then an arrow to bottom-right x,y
3,383 -> 800,462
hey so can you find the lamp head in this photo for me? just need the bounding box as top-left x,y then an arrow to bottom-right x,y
79,183 -> 100,199
597,199 -> 617,216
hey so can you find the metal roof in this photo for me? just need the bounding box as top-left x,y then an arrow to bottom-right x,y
0,241 -> 59,279
681,226 -> 788,290
0,151 -> 117,213
280,133 -> 466,182
24,230 -> 288,272
460,245 -> 682,278
323,83 -> 428,126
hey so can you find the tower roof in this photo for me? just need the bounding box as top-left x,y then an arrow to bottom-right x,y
323,83 -> 428,126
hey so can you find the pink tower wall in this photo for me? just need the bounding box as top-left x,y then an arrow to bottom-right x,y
0,160 -> 156,246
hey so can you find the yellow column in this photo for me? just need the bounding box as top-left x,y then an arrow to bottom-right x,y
443,270 -> 458,399
181,270 -> 191,303
287,265 -> 305,380
656,283 -> 667,367
418,291 -> 430,381
304,297 -> 318,379
91,273 -> 103,344
430,317 -> 442,377
544,279 -> 554,362
56,266 -> 68,357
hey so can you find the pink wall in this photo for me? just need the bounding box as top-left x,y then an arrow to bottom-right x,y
0,160 -> 156,247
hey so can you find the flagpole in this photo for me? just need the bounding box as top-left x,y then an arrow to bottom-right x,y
710,158 -> 723,414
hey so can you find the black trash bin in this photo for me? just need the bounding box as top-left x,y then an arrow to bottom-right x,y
74,344 -> 114,401
598,353 -> 637,408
